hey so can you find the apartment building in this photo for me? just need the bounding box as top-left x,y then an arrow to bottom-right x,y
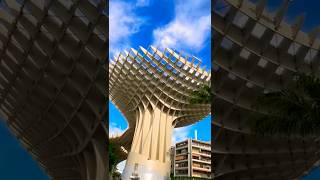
172,139 -> 211,179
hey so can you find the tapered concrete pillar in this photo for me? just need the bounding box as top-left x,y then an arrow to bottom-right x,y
122,102 -> 174,180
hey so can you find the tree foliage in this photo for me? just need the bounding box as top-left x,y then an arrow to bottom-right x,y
109,142 -> 118,172
248,73 -> 320,137
189,84 -> 212,104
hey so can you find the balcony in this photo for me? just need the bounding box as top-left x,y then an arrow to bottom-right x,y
175,155 -> 188,162
192,151 -> 211,157
192,166 -> 211,172
192,158 -> 211,164
192,143 -> 211,151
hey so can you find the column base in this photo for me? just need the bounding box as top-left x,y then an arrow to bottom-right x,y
121,152 -> 170,180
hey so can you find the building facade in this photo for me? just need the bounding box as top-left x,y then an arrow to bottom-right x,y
109,46 -> 211,179
173,139 -> 211,179
212,0 -> 320,179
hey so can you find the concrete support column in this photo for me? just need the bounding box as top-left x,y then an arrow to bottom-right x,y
122,102 -> 174,180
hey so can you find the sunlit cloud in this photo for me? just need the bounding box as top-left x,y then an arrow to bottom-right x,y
172,126 -> 192,145
152,0 -> 210,52
109,0 -> 146,57
109,122 -> 126,138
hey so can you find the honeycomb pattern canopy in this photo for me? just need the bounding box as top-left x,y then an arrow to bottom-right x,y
213,0 -> 320,179
0,0 -> 107,180
109,46 -> 211,127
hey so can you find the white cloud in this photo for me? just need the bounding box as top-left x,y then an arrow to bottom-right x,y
109,122 -> 126,138
172,126 -> 191,145
109,0 -> 145,57
152,0 -> 210,52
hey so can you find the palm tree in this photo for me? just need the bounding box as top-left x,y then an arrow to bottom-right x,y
248,73 -> 320,137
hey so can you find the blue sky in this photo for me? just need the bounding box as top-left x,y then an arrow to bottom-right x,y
109,0 -> 211,66
109,0 -> 211,172
0,120 -> 49,180
109,0 -> 211,143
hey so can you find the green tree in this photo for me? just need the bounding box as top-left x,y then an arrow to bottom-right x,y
189,84 -> 212,104
109,142 -> 119,173
248,73 -> 320,137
